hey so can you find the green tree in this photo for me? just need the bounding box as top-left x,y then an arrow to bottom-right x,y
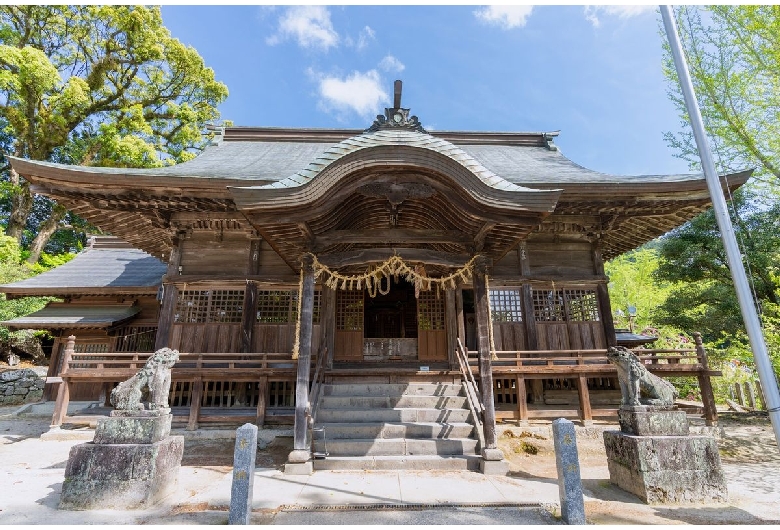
653,190 -> 780,344
663,5 -> 780,191
0,6 -> 228,263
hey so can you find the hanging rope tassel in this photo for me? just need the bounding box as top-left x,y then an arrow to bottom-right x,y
291,268 -> 304,360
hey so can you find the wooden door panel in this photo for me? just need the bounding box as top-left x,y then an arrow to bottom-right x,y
335,331 -> 363,360
418,330 -> 446,361
537,322 -> 570,350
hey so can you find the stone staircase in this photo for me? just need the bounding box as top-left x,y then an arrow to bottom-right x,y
312,382 -> 482,471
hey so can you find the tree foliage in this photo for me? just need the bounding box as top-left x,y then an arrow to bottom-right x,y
663,5 -> 780,191
653,190 -> 780,342
0,6 -> 228,263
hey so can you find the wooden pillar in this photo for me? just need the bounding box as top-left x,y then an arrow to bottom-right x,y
455,288 -> 466,345
577,376 -> 593,424
694,332 -> 718,426
241,239 -> 262,354
51,335 -> 75,427
445,288 -> 457,369
187,377 -> 203,431
515,376 -> 528,421
518,243 -> 543,403
593,240 -> 617,347
256,375 -> 268,426
155,233 -> 184,350
472,255 -> 498,450
321,286 -> 336,369
291,254 -> 316,461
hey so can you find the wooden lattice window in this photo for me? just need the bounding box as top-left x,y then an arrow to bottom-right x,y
256,290 -> 321,324
489,289 -> 523,323
113,326 -> 157,352
532,287 -> 600,323
564,289 -> 600,322
175,290 -> 244,323
532,288 -> 565,322
336,291 -> 363,331
417,290 -> 445,331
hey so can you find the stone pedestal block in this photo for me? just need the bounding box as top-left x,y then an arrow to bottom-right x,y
603,431 -> 727,504
618,406 -> 689,436
59,414 -> 183,510
93,414 -> 172,445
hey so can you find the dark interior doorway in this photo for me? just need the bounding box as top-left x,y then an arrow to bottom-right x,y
363,278 -> 418,339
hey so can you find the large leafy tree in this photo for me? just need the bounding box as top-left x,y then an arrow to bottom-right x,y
653,190 -> 780,343
663,5 -> 780,191
0,6 -> 228,263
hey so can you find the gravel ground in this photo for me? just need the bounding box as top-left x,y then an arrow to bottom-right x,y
1,405 -> 778,525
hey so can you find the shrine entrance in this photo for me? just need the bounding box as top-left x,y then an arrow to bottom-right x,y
333,278 -> 447,363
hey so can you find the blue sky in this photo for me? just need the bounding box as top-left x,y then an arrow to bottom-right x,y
160,5 -> 691,177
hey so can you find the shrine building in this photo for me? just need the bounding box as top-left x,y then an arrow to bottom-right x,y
1,81 -> 747,473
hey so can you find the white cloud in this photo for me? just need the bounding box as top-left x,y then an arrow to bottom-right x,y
378,55 -> 405,74
584,5 -> 655,28
474,5 -> 534,30
357,26 -> 375,50
314,70 -> 388,118
266,6 -> 339,50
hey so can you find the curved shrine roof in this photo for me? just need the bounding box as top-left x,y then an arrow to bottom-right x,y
8,126 -> 740,190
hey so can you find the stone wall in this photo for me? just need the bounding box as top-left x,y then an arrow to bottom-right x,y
0,368 -> 45,405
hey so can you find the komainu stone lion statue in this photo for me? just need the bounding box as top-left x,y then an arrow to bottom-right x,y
607,346 -> 678,406
110,348 -> 179,412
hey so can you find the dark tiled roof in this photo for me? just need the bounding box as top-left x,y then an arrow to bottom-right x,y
8,128 -> 719,187
1,303 -> 141,329
0,247 -> 165,296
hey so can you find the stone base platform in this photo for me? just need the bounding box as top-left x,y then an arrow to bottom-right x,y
59,413 -> 184,510
604,406 -> 727,505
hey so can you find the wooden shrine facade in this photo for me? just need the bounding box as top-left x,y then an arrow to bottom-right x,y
4,83 -> 746,435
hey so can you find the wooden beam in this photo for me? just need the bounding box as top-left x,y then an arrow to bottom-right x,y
318,248 -> 472,269
313,229 -> 472,251
156,234 -> 184,350
297,222 -> 315,246
473,222 -> 495,252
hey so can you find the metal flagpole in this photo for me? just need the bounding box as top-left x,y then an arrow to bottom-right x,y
660,5 -> 780,450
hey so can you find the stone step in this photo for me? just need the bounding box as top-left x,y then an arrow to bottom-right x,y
314,422 -> 475,440
320,395 -> 468,409
312,454 -> 481,471
312,437 -> 479,457
323,383 -> 465,397
316,407 -> 474,424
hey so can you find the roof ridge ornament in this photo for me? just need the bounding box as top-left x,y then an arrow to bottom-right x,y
365,80 -> 427,134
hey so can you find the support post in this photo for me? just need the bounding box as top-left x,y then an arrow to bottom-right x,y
455,287 -> 466,346
155,233 -> 184,350
445,288 -> 457,370
593,240 -> 617,348
515,376 -> 528,422
51,335 -> 75,428
188,378 -> 203,431
321,286 -> 336,369
518,242 -> 539,351
473,255 -> 507,474
694,332 -> 718,426
577,376 -> 593,425
286,254 -> 316,474
256,376 -> 267,426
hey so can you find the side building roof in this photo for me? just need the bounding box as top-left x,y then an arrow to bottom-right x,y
0,237 -> 165,298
